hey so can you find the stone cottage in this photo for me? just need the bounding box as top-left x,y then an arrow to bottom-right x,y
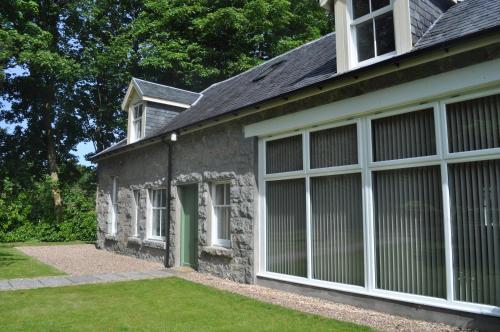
91,0 -> 500,329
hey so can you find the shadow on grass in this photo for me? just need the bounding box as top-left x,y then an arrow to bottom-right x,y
0,250 -> 27,268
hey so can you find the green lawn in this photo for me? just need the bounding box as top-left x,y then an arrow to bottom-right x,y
0,246 -> 64,280
0,278 -> 372,332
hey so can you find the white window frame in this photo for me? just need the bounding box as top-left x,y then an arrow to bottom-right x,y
132,189 -> 140,237
211,182 -> 232,248
257,87 -> 500,317
349,0 -> 396,67
147,188 -> 167,241
109,176 -> 118,235
131,103 -> 145,142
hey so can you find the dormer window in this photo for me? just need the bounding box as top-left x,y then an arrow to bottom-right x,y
351,0 -> 395,64
132,103 -> 144,141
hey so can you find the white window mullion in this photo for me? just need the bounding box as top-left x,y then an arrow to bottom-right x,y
361,118 -> 375,291
304,130 -> 312,280
437,101 -> 455,303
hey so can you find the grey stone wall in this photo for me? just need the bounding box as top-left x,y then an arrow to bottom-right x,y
168,119 -> 258,284
96,142 -> 170,263
96,116 -> 259,283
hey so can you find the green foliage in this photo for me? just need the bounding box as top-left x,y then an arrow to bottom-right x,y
0,166 -> 97,243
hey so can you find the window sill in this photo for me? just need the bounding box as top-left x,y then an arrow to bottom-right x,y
143,239 -> 166,250
202,246 -> 233,258
127,237 -> 142,245
104,234 -> 117,241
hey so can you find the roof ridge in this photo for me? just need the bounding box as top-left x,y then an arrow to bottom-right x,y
133,78 -> 200,95
200,32 -> 336,94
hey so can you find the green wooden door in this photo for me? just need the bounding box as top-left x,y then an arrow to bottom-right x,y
180,185 -> 198,268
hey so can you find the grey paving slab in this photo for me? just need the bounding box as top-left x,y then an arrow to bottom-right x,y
95,273 -> 124,282
67,275 -> 100,284
8,279 -> 43,289
38,276 -> 73,287
144,270 -> 173,278
118,271 -> 152,280
0,280 -> 12,291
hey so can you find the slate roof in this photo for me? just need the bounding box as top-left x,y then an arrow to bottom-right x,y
92,0 -> 500,160
415,0 -> 500,49
133,78 -> 200,105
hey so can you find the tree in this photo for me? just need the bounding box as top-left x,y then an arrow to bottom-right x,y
0,0 -> 82,221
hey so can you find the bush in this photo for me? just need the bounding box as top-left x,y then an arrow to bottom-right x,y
0,168 -> 97,243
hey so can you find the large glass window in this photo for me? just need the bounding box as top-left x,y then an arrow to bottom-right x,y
446,94 -> 500,153
351,0 -> 395,63
266,179 -> 307,277
212,183 -> 231,247
261,91 -> 500,313
372,108 -> 436,161
149,189 -> 166,239
266,135 -> 302,174
449,160 -> 500,307
310,124 -> 358,168
373,166 -> 446,298
311,174 -> 364,286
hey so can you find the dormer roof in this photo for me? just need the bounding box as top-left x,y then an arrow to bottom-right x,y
121,78 -> 201,110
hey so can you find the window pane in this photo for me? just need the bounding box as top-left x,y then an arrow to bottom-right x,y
447,93 -> 500,153
266,135 -> 303,174
216,207 -> 230,241
449,160 -> 500,306
371,0 -> 390,11
224,184 -> 230,205
160,210 -> 166,237
372,109 -> 436,161
215,184 -> 225,205
310,124 -> 358,169
352,0 -> 370,19
134,104 -> 142,118
152,209 -> 161,236
152,190 -> 160,207
134,119 -> 142,139
311,174 -> 364,286
266,179 -> 307,277
356,20 -> 375,62
160,189 -> 166,208
375,12 -> 395,56
373,166 -> 446,298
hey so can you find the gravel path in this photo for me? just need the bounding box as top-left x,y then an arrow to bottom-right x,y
177,271 -> 467,332
17,244 -> 162,276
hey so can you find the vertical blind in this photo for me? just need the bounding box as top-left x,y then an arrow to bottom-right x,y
373,166 -> 446,298
372,109 -> 436,161
310,124 -> 358,169
447,93 -> 500,153
311,174 -> 364,286
266,179 -> 307,277
266,135 -> 303,174
449,160 -> 500,306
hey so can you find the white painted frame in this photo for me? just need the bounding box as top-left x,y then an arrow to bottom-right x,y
349,0 -> 397,67
147,188 -> 167,241
256,87 -> 500,317
211,182 -> 232,248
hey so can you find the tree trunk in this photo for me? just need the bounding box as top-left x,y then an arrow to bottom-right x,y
43,101 -> 63,223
